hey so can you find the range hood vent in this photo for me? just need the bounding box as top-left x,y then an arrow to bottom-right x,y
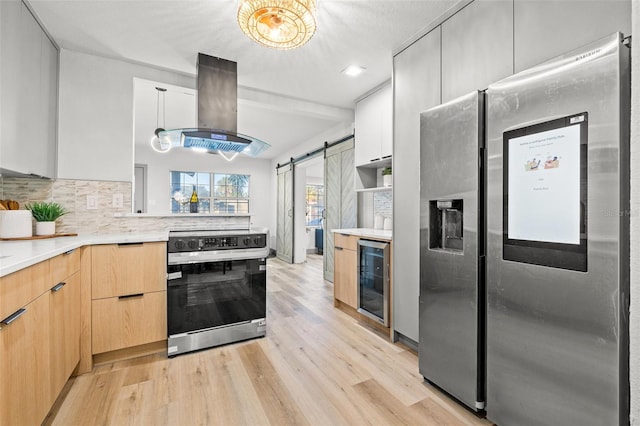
157,54 -> 270,157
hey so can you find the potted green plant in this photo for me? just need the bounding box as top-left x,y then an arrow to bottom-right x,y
382,166 -> 392,187
25,201 -> 68,236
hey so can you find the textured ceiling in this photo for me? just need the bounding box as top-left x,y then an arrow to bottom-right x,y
28,0 -> 457,158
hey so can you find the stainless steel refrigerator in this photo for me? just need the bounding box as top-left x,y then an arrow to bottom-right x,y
486,33 -> 630,425
419,90 -> 485,411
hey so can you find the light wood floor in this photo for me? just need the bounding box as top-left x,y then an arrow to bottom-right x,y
46,255 -> 491,426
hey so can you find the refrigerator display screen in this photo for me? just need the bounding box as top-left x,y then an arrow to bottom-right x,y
503,113 -> 588,271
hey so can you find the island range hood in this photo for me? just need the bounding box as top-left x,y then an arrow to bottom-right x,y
156,54 -> 270,158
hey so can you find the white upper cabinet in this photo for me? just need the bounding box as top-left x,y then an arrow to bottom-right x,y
354,83 -> 392,167
0,0 -> 57,178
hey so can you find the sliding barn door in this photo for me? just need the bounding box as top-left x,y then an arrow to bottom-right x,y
323,138 -> 356,282
276,164 -> 294,263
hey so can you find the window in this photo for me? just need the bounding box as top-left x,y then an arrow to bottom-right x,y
306,184 -> 324,227
213,173 -> 249,213
170,171 -> 249,214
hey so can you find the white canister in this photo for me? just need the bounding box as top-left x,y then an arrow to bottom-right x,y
0,210 -> 33,238
374,215 -> 384,230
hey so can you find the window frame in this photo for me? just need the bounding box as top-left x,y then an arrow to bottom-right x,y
170,171 -> 250,214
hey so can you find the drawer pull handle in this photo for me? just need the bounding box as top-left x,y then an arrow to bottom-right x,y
64,249 -> 76,255
1,308 -> 26,327
118,242 -> 144,246
118,293 -> 144,300
51,282 -> 66,292
335,246 -> 344,251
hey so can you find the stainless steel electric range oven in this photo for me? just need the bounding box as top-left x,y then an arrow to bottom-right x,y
166,229 -> 269,357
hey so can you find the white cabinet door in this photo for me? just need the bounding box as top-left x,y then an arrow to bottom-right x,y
379,84 -> 393,159
393,28 -> 441,343
355,83 -> 393,166
38,34 -> 58,178
354,92 -> 380,166
0,1 -> 57,178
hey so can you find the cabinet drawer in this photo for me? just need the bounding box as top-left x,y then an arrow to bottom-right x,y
0,260 -> 50,320
92,242 -> 166,299
91,290 -> 166,354
50,249 -> 80,284
335,233 -> 358,251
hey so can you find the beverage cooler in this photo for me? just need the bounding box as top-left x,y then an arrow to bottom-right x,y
357,239 -> 390,327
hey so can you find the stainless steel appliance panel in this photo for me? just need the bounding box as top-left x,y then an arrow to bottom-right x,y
419,90 -> 484,410
486,33 -> 629,426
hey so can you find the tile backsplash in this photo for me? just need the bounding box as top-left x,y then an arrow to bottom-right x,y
1,177 -> 249,234
373,191 -> 392,217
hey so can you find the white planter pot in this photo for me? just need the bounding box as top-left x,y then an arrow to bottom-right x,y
383,174 -> 392,187
36,221 -> 56,236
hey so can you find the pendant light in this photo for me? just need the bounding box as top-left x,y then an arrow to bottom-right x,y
150,87 -> 171,153
237,0 -> 317,50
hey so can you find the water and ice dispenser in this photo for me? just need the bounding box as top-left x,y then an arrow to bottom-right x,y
429,200 -> 463,252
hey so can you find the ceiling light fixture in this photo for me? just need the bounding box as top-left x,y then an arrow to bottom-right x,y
150,87 -> 171,153
342,65 -> 366,77
237,0 -> 317,50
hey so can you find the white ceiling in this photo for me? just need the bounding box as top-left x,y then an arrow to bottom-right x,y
29,0 -> 457,158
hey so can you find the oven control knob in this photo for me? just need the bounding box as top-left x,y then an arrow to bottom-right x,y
175,240 -> 186,250
188,240 -> 198,250
243,237 -> 251,246
253,237 -> 263,246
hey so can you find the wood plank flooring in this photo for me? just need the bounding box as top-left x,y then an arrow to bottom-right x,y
46,255 -> 491,426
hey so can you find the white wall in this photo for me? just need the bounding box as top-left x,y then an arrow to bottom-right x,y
57,49 -> 194,182
135,142 -> 272,232
630,2 -> 639,423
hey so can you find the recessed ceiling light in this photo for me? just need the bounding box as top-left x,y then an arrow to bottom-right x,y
342,65 -> 366,77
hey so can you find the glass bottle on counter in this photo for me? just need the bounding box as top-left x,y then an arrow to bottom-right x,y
189,185 -> 199,213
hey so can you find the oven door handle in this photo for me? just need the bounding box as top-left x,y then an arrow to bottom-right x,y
167,271 -> 183,281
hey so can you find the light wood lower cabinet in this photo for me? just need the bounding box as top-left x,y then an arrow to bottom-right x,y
50,271 -> 81,399
0,250 -> 81,426
334,234 -> 358,308
332,233 -> 394,341
0,259 -> 50,321
0,291 -> 51,426
0,241 -> 165,425
91,242 -> 166,299
92,290 -> 166,354
90,242 -> 167,359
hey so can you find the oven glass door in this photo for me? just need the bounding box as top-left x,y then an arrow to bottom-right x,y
167,258 -> 266,336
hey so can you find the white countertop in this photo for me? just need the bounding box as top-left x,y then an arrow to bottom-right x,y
332,228 -> 392,241
0,231 -> 168,277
